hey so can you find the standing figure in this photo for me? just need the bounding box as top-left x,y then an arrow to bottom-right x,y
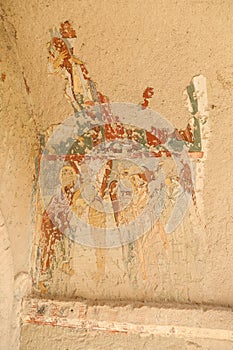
37,165 -> 77,292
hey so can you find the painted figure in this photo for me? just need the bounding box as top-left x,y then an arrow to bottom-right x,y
37,165 -> 77,291
35,21 -> 208,293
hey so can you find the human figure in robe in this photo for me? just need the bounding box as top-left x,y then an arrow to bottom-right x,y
37,165 -> 77,292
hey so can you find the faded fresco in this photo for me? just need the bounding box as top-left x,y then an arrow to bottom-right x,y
32,21 -> 208,297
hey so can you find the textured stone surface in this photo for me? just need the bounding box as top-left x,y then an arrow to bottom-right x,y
20,324 -> 233,350
0,0 -> 233,349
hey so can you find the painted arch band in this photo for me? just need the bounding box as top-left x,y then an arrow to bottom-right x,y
40,103 -> 193,248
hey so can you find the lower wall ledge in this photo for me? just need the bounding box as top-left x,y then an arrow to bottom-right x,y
21,297 -> 233,342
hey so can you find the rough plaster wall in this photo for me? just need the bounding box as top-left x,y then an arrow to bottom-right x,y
0,0 -> 233,348
0,11 -> 36,275
20,324 -> 233,350
0,209 -> 13,349
0,9 -> 36,349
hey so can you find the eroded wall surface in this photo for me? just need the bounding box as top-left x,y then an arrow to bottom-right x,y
20,324 -> 233,350
0,0 -> 233,349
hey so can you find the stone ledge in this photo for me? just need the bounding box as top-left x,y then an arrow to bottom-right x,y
21,298 -> 233,342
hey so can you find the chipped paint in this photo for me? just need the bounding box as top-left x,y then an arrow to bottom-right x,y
22,297 -> 233,342
1,72 -> 6,81
32,21 -> 209,296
